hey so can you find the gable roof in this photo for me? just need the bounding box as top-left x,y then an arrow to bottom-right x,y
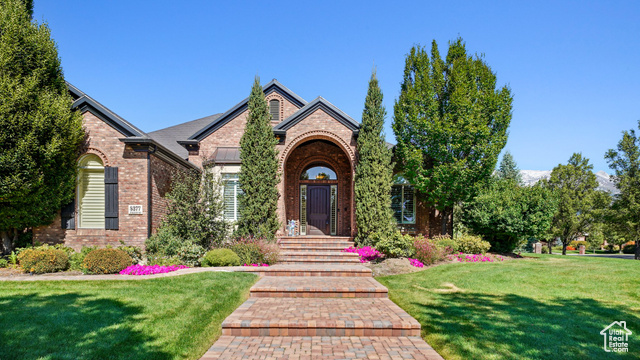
149,114 -> 222,159
273,96 -> 360,135
66,82 -> 199,170
188,79 -> 307,141
66,82 -> 147,138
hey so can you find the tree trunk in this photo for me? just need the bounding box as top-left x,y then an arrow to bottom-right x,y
562,242 -> 567,255
548,241 -> 553,255
440,207 -> 452,236
635,240 -> 639,260
0,230 -> 14,255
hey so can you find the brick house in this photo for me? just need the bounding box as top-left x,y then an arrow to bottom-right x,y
34,80 -> 440,248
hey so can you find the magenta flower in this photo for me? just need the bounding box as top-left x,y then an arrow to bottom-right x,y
408,258 -> 424,268
343,246 -> 383,263
119,264 -> 188,275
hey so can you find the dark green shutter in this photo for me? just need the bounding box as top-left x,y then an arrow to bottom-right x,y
104,167 -> 119,230
61,200 -> 75,229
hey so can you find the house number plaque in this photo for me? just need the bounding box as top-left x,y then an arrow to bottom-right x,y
128,205 -> 143,215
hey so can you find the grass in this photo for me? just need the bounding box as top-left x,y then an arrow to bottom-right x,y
378,254 -> 640,360
0,272 -> 257,360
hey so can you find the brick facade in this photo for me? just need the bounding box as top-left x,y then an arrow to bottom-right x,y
33,110 -> 191,250
33,81 -> 441,250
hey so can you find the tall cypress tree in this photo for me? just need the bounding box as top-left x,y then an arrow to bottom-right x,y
0,0 -> 84,253
236,77 -> 280,241
354,71 -> 395,245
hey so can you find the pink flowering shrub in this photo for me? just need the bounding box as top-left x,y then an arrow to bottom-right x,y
228,237 -> 280,265
413,236 -> 453,265
408,258 -> 424,268
120,264 -> 188,275
242,263 -> 269,267
448,252 -> 505,263
343,246 -> 383,263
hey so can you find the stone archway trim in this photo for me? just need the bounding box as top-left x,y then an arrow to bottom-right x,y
279,130 -> 356,172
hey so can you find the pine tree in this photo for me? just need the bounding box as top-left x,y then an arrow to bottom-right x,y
236,77 -> 281,241
393,38 -> 512,235
497,151 -> 523,184
354,71 -> 396,246
0,0 -> 84,253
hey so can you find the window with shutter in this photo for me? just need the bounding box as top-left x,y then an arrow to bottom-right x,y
392,174 -> 416,225
222,173 -> 242,221
269,99 -> 280,122
78,154 -> 105,229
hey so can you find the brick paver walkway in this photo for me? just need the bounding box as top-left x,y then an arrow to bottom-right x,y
200,237 -> 444,359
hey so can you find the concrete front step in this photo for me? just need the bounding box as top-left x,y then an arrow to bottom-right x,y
250,276 -> 388,298
221,298 -> 421,336
237,264 -> 372,277
202,336 -> 444,360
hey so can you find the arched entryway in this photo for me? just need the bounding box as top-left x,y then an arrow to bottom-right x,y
283,139 -> 353,236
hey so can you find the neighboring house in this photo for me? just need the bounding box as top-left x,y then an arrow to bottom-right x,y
34,80 -> 441,248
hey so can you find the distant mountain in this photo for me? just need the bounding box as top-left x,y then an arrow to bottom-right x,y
520,170 -> 619,194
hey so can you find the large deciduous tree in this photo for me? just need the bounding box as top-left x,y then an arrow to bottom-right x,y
354,71 -> 396,245
0,0 -> 84,254
236,77 -> 281,241
605,120 -> 640,260
544,153 -> 601,255
393,38 -> 512,235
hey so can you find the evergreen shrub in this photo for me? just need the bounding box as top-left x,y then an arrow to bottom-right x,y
82,248 -> 131,274
456,234 -> 491,254
372,231 -> 415,258
202,249 -> 241,267
18,248 -> 69,274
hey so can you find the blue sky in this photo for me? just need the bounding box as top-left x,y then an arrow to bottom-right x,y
34,1 -> 639,172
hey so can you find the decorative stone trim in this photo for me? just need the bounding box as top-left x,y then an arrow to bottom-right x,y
279,130 -> 356,171
265,93 -> 285,123
81,147 -> 110,166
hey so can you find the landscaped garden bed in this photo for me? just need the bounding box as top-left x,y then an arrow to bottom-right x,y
378,254 -> 640,360
0,272 -> 257,360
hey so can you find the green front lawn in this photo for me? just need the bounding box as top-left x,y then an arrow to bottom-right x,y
0,272 -> 257,360
378,254 -> 640,360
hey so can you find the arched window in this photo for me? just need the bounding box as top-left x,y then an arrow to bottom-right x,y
269,99 -> 280,122
300,166 -> 337,180
78,154 -> 105,228
391,174 -> 415,224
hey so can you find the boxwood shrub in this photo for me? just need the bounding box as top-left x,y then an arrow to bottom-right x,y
82,248 -> 132,274
201,248 -> 241,267
18,248 -> 69,274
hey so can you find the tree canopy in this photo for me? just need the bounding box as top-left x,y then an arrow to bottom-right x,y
462,178 -> 558,252
605,120 -> 640,259
354,71 -> 396,245
236,77 -> 281,241
393,38 -> 512,235
544,153 -> 603,255
0,0 -> 84,253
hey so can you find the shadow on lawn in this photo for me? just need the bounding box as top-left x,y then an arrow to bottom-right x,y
414,292 -> 639,360
0,292 -> 171,360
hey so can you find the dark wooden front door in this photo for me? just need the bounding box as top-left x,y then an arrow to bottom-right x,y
307,185 -> 330,235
